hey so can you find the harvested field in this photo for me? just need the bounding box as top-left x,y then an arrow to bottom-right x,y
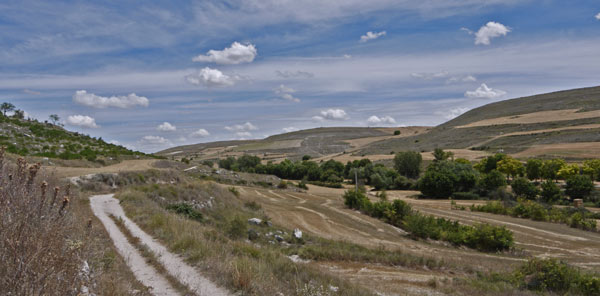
456,109 -> 600,128
512,142 -> 600,159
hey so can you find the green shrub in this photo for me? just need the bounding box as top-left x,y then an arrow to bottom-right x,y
393,130 -> 401,135
566,175 -> 595,199
394,151 -> 422,178
511,177 -> 539,199
464,224 -> 514,252
227,216 -> 248,239
451,192 -> 480,200
515,258 -> 600,295
479,170 -> 506,192
277,180 -> 288,189
165,203 -> 203,221
541,180 -> 561,203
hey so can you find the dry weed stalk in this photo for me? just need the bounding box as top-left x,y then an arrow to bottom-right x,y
0,148 -> 85,294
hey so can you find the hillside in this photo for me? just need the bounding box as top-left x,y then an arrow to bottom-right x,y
157,126 -> 430,161
360,86 -> 600,159
0,114 -> 151,163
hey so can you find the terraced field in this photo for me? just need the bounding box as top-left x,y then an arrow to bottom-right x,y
222,183 -> 600,293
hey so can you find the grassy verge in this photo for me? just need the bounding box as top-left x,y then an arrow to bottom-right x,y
110,214 -> 195,295
116,183 -> 375,296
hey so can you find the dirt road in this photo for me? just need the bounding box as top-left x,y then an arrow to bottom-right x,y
48,159 -> 159,178
90,194 -> 230,296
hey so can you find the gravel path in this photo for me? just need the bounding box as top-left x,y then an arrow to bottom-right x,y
90,194 -> 230,296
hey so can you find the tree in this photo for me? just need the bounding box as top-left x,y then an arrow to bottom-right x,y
0,102 -> 15,116
526,159 -> 543,181
49,114 -> 60,125
302,155 -> 311,161
541,159 -> 566,181
540,180 -> 561,203
394,151 -> 422,178
432,148 -> 453,162
418,161 -> 478,198
511,177 -> 540,199
497,157 -> 525,181
479,170 -> 507,192
12,109 -> 24,119
582,159 -> 600,181
565,175 -> 594,200
474,153 -> 506,173
557,164 -> 579,180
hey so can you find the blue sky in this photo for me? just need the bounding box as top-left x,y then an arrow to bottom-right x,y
1,0 -> 600,152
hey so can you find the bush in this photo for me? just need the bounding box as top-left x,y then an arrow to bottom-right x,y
464,224 -> 514,252
342,190 -> 369,210
418,161 -> 478,198
393,130 -> 401,135
394,151 -> 422,178
541,180 -> 561,203
451,192 -> 480,200
565,175 -> 594,200
516,258 -> 600,295
166,203 -> 203,221
277,180 -> 288,189
479,170 -> 506,192
511,177 -> 539,199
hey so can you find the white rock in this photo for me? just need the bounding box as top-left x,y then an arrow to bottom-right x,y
293,228 -> 302,239
248,218 -> 262,225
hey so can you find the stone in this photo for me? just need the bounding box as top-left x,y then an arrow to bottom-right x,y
293,228 -> 302,239
248,229 -> 259,240
248,218 -> 262,225
274,235 -> 284,242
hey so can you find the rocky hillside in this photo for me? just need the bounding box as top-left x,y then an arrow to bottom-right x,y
0,114 -> 151,163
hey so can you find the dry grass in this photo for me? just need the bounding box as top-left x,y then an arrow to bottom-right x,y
0,147 -> 150,295
456,109 -> 600,128
116,183 -> 375,296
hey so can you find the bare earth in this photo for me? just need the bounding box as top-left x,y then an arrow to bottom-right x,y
48,159 -> 159,178
90,194 -> 230,296
457,109 -> 600,128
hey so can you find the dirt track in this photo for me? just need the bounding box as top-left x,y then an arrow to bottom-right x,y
47,159 -> 159,178
91,194 -> 230,296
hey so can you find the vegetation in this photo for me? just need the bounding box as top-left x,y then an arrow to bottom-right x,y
342,189 -> 514,252
0,105 -> 152,162
514,258 -> 600,295
393,151 -> 422,178
471,199 -> 598,231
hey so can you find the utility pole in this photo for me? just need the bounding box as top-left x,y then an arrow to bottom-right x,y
355,169 -> 358,192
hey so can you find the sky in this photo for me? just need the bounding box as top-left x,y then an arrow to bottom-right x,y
1,0 -> 600,152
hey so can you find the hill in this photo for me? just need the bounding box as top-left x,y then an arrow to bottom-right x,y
359,86 -> 600,159
0,114 -> 152,164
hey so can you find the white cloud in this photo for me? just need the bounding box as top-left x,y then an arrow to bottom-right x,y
73,90 -> 149,109
185,67 -> 235,87
190,128 -> 210,138
157,122 -> 176,132
441,107 -> 469,120
367,115 -> 396,125
65,115 -> 99,128
192,42 -> 257,65
410,71 -> 449,80
282,127 -> 298,133
474,22 -> 511,45
313,109 -> 348,121
343,54 -> 352,59
235,131 -> 252,138
275,70 -> 314,79
23,89 -> 41,95
225,122 -> 258,132
360,31 -> 386,42
139,135 -> 171,145
596,12 -> 600,20
447,75 -> 477,83
465,83 -> 506,99
274,84 -> 300,102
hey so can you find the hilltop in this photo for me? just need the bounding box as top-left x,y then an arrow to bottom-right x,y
0,114 -> 152,164
160,85 -> 600,162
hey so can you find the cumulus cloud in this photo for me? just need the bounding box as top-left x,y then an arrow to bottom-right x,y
274,84 -> 300,102
73,90 -> 149,108
313,109 -> 348,121
139,135 -> 171,145
65,115 -> 99,128
185,67 -> 236,87
360,31 -> 386,42
192,42 -> 257,65
440,107 -> 470,120
225,122 -> 258,132
367,115 -> 396,125
275,70 -> 314,79
473,22 -> 511,45
190,128 -> 210,138
465,83 -> 506,99
282,127 -> 298,133
157,122 -> 176,132
596,12 -> 600,20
